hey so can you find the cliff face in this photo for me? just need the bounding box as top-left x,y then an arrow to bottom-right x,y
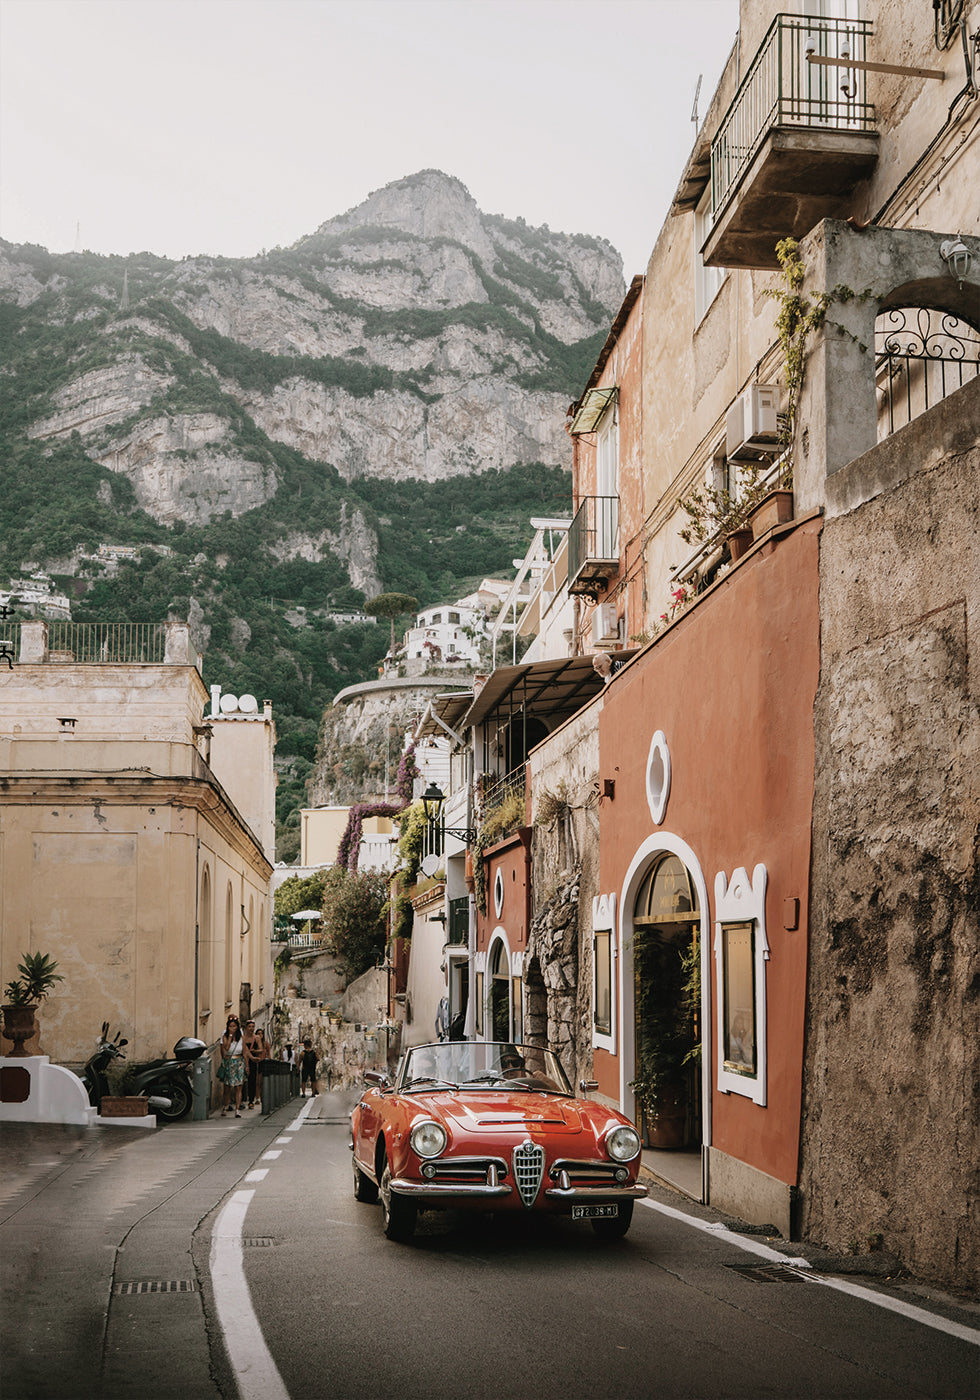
4,170 -> 622,564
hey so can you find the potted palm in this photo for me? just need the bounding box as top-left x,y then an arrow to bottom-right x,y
3,952 -> 63,1057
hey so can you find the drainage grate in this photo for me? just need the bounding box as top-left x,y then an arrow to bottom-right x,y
115,1279 -> 198,1294
243,1237 -> 276,1247
726,1264 -> 804,1284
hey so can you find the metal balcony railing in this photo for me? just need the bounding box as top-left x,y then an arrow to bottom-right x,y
447,897 -> 469,946
875,308 -> 980,440
480,766 -> 527,821
567,496 -> 619,593
46,622 -> 169,663
711,13 -> 875,220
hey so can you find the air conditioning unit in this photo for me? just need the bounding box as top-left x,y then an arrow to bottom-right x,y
591,602 -> 619,645
726,384 -> 779,461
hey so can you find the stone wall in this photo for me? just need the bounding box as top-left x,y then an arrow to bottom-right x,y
527,702 -> 602,1085
801,382 -> 980,1292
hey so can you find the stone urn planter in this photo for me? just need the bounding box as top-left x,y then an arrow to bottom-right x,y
1,1003 -> 38,1057
749,488 -> 794,540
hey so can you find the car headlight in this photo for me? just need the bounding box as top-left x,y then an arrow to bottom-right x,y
605,1125 -> 641,1163
410,1120 -> 447,1158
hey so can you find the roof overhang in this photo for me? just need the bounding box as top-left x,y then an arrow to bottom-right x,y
462,651 -> 637,733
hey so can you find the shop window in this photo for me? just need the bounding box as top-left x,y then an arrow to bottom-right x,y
713,864 -> 769,1106
474,971 -> 484,1035
591,893 -> 617,1052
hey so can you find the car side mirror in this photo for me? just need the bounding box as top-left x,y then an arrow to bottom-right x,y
579,1079 -> 599,1093
364,1070 -> 391,1089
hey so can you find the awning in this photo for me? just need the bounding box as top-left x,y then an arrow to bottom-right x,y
462,650 -> 637,732
568,386 -> 618,435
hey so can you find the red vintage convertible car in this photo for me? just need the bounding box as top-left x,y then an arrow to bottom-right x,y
350,1040 -> 647,1242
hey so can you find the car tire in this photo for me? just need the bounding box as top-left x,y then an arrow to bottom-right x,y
590,1200 -> 634,1240
379,1159 -> 417,1243
353,1155 -> 378,1204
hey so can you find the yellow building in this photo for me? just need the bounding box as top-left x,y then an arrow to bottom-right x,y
0,621 -> 275,1067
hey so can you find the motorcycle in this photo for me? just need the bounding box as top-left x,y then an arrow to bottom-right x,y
81,1022 -> 206,1123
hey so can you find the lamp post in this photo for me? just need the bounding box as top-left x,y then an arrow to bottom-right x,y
420,783 -> 476,844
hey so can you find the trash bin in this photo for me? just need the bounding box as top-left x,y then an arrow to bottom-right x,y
192,1055 -> 212,1120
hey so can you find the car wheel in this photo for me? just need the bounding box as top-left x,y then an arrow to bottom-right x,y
590,1200 -> 634,1240
353,1155 -> 378,1204
379,1158 -> 417,1242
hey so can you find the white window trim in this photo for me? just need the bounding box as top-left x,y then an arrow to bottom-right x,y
591,893 -> 617,1054
713,864 -> 769,1106
694,192 -> 727,324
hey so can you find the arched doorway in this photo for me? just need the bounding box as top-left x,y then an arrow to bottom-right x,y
488,938 -> 511,1041
631,853 -> 702,1152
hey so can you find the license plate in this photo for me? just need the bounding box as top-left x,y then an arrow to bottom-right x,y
572,1204 -> 619,1219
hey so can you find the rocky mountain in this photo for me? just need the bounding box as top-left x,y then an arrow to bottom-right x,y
0,170 -> 624,855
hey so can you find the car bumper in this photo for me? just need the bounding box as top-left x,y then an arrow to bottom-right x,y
390,1177 -> 648,1203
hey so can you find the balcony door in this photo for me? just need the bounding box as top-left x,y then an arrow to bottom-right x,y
596,403 -> 619,559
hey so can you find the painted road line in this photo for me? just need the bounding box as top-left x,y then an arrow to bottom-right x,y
286,1098 -> 314,1133
245,1169 -> 269,1183
639,1198 -> 980,1347
211,1190 -> 289,1400
274,1136 -> 292,1145
262,1150 -> 282,1160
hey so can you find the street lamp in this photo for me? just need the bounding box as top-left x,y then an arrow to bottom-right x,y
420,783 -> 476,844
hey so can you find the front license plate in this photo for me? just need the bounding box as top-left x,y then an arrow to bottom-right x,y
572,1204 -> 619,1219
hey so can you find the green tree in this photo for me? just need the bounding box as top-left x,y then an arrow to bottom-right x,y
321,866 -> 389,985
364,592 -> 420,652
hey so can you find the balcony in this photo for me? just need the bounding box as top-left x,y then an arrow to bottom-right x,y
567,496 -> 619,598
703,13 -> 878,270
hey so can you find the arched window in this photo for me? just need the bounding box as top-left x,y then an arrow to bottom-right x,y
198,866 -> 212,1024
224,882 -> 235,1010
876,307 -> 979,439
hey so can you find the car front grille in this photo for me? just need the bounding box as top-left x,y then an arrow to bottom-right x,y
512,1139 -> 545,1208
549,1159 -> 628,1189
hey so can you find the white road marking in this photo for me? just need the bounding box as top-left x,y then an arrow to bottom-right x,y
639,1197 -> 980,1346
286,1099 -> 314,1132
210,1190 -> 289,1400
274,1136 -> 292,1145
262,1150 -> 282,1160
245,1169 -> 268,1182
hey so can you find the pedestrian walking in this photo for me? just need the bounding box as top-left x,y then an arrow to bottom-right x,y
244,1021 -> 268,1108
299,1038 -> 319,1097
217,1016 -> 245,1117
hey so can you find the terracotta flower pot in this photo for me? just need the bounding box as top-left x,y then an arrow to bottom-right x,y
727,526 -> 754,562
749,488 -> 794,540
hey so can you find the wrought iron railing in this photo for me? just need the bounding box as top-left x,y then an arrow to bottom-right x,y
480,765 -> 527,820
448,897 -> 469,946
567,496 -> 619,582
875,308 -> 980,439
711,13 -> 875,220
45,622 -> 169,663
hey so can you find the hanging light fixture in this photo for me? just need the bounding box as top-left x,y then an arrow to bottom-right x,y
940,238 -> 972,286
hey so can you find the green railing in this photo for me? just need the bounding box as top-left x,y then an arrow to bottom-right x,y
711,13 -> 875,219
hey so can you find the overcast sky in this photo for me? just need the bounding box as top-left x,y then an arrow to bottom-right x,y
0,0 -> 738,278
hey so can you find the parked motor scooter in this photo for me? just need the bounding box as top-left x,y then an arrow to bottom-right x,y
127,1036 -> 206,1122
81,1023 -> 206,1122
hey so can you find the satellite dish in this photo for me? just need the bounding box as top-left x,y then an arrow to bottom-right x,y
420,853 -> 441,878
219,694 -> 239,713
238,694 -> 258,713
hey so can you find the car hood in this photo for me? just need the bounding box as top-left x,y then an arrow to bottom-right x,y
436,1091 -> 584,1135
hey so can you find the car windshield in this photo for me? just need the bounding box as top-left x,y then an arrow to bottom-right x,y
398,1042 -> 572,1095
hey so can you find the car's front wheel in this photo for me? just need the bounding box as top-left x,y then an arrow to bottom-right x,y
590,1200 -> 634,1240
379,1158 -> 417,1242
352,1155 -> 378,1203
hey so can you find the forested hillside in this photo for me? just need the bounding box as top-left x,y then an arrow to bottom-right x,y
0,171 -> 624,856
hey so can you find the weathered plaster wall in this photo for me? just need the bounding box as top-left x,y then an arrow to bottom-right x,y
801,386 -> 980,1292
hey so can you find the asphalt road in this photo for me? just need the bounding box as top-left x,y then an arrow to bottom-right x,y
2,1092 -> 978,1400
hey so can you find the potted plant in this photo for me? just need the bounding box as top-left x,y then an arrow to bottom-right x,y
2,952 -> 63,1057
